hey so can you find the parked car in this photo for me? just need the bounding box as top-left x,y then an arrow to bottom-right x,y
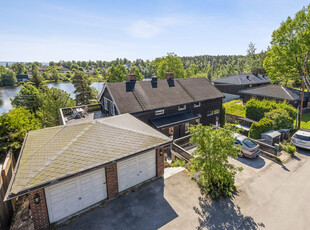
291,129 -> 310,150
234,134 -> 261,158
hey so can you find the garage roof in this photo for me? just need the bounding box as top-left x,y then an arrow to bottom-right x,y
5,114 -> 171,200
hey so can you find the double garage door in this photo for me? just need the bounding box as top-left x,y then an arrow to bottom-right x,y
45,150 -> 156,223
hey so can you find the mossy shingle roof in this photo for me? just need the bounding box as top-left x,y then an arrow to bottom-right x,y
6,114 -> 171,199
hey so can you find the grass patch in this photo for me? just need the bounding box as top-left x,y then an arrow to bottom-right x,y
223,100 -> 245,117
299,110 -> 310,129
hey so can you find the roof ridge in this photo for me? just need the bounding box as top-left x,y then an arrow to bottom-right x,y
20,124 -> 93,191
132,83 -> 146,111
281,85 -> 294,100
176,79 -> 196,101
97,118 -> 169,140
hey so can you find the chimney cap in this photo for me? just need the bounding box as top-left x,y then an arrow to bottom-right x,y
127,74 -> 136,82
165,72 -> 174,79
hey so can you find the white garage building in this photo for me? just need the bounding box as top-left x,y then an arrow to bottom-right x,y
4,114 -> 171,229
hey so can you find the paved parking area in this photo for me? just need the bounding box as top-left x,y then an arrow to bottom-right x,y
229,155 -> 274,186
59,148 -> 310,230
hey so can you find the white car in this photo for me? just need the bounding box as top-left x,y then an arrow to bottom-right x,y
291,129 -> 310,150
234,134 -> 261,158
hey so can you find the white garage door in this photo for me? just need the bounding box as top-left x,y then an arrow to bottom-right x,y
118,150 -> 156,192
45,168 -> 107,223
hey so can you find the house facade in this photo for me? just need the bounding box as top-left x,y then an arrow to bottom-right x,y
99,73 -> 224,139
4,114 -> 171,229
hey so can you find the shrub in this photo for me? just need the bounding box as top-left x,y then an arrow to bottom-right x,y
223,100 -> 245,117
220,106 -> 226,127
287,145 -> 296,155
248,118 -> 274,139
170,158 -> 186,167
265,109 -> 294,130
245,98 -> 296,121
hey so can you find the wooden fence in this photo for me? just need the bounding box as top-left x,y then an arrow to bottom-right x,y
0,151 -> 16,230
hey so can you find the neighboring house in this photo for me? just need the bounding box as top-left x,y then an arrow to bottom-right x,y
212,73 -> 270,95
239,84 -> 310,108
4,114 -> 171,229
99,73 -> 224,139
16,74 -> 29,82
38,66 -> 48,72
60,67 -> 71,73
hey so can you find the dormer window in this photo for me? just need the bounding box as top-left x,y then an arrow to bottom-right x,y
194,102 -> 201,108
178,105 -> 186,111
155,109 -> 164,116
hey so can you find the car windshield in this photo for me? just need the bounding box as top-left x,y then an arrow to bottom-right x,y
295,134 -> 310,141
243,138 -> 257,148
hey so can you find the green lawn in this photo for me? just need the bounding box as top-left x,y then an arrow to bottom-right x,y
299,110 -> 310,129
223,100 -> 245,117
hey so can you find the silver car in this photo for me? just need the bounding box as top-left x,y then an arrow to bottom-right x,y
234,134 -> 261,158
291,129 -> 310,150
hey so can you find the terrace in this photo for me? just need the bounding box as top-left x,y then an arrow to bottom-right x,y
60,103 -> 106,125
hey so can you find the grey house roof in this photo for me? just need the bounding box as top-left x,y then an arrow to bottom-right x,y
212,74 -> 270,86
106,77 -> 224,114
5,114 -> 171,200
239,84 -> 310,101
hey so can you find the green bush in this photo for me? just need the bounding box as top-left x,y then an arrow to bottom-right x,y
170,158 -> 186,167
287,145 -> 296,155
248,118 -> 274,139
265,109 -> 294,130
245,98 -> 296,121
220,106 -> 226,127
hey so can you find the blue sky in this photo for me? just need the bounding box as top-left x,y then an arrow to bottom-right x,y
0,0 -> 308,62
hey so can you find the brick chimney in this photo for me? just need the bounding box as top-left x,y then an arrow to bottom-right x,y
127,74 -> 136,81
165,72 -> 174,80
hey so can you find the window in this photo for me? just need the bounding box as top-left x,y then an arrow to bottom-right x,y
178,105 -> 186,111
110,101 -> 115,115
213,109 -> 220,114
104,97 -> 108,111
155,109 -> 164,116
169,127 -> 174,136
194,102 -> 201,108
207,111 -> 213,116
185,123 -> 190,134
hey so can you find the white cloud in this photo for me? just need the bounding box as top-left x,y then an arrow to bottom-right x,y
127,17 -> 180,39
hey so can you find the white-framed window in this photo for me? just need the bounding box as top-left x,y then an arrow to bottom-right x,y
213,109 -> 220,114
110,101 -> 115,115
185,123 -> 190,134
178,105 -> 186,111
194,102 -> 201,108
155,109 -> 164,116
104,97 -> 108,111
207,111 -> 213,116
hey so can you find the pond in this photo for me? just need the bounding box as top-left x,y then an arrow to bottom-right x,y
0,82 -> 105,114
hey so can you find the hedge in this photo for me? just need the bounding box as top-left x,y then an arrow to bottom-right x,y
245,99 -> 296,121
248,117 -> 274,139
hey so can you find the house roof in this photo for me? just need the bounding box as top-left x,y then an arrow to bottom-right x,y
239,84 -> 310,101
212,74 -> 270,86
106,77 -> 224,114
5,114 -> 171,200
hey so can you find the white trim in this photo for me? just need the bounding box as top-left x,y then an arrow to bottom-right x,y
194,102 -> 201,108
207,111 -> 213,116
155,109 -> 164,116
178,105 -> 186,111
104,97 -> 108,111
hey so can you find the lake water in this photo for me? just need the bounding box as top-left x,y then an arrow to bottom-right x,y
0,82 -> 105,114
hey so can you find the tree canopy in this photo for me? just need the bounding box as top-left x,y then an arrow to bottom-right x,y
156,53 -> 186,79
72,71 -> 94,105
264,4 -> 310,86
189,125 -> 240,198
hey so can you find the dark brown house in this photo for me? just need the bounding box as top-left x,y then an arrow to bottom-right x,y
212,73 -> 270,95
239,84 -> 310,108
99,73 -> 224,139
